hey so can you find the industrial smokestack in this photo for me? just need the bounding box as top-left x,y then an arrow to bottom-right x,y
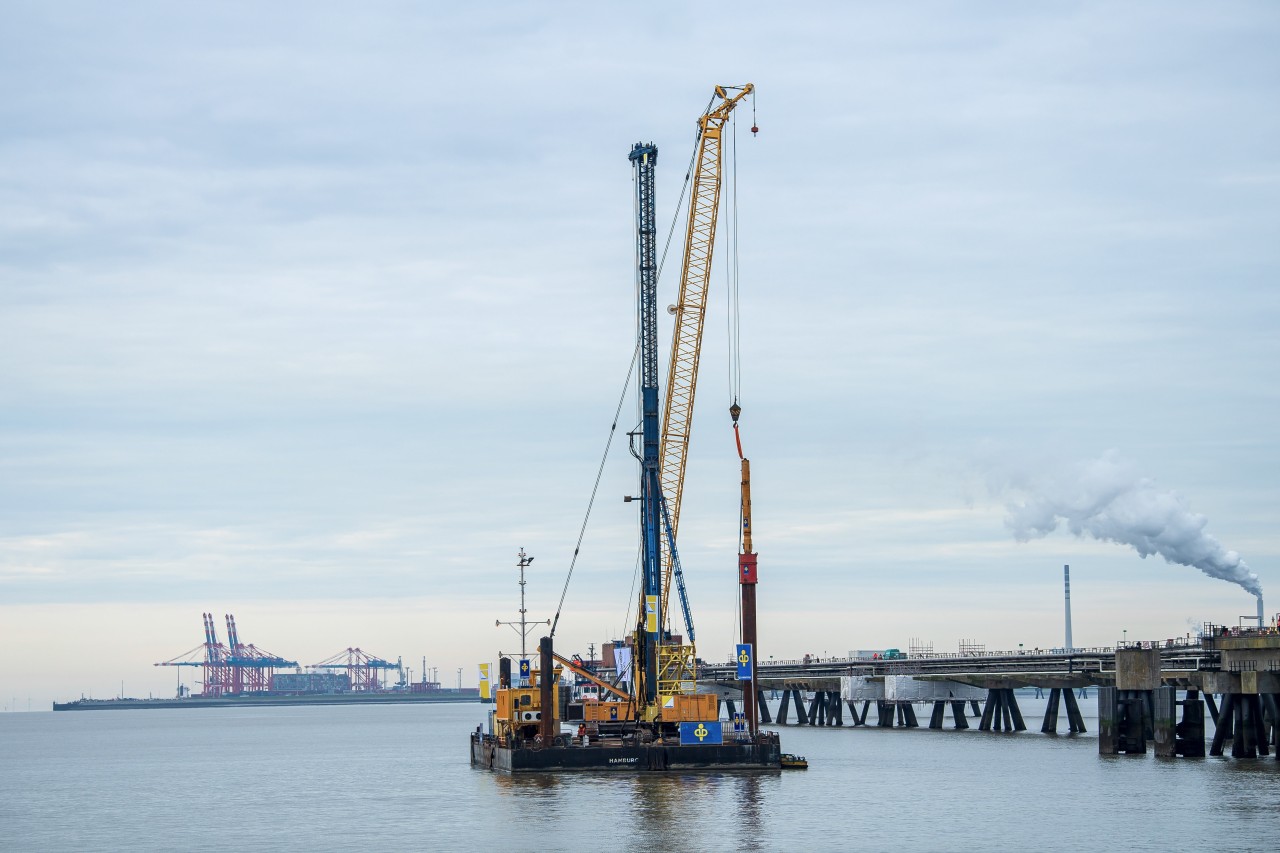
1258,595 -> 1266,629
1064,564 -> 1074,652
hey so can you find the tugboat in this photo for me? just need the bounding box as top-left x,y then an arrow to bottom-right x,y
470,85 -> 782,773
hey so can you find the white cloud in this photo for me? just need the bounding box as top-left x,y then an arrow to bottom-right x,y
1,2 -> 1277,700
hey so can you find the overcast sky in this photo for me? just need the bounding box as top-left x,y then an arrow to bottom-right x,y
2,2 -> 1277,707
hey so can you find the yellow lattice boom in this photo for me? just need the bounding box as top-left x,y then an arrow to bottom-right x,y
658,83 -> 754,626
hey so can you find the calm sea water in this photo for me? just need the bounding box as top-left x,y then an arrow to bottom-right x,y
2,696 -> 1277,852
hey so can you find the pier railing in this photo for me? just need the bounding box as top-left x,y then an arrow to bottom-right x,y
701,640 -> 1220,684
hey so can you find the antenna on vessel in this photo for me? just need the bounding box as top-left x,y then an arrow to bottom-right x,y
495,548 -> 549,660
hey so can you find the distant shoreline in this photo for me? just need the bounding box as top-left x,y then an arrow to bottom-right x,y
53,689 -> 480,711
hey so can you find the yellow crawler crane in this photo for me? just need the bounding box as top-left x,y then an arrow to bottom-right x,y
658,83 -> 755,630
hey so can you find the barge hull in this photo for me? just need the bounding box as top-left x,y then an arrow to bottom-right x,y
470,733 -> 780,772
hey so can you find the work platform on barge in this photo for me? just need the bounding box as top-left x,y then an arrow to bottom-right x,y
470,729 -> 781,772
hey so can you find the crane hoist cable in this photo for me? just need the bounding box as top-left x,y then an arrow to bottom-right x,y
548,344 -> 638,639
728,108 -> 744,407
658,83 -> 756,630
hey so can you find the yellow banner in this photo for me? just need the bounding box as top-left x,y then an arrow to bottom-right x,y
479,663 -> 491,700
645,595 -> 658,633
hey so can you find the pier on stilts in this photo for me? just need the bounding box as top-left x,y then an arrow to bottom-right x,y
1099,630 -> 1278,760
702,626 -> 1280,761
713,671 -> 1086,736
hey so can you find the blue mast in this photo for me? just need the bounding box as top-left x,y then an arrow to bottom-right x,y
629,141 -> 662,706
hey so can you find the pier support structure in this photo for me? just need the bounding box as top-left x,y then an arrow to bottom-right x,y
1100,647 -> 1178,756
1040,687 -> 1087,734
756,690 -> 773,724
777,687 -> 811,725
1197,628 -> 1280,760
1170,688 -> 1206,757
1203,679 -> 1273,759
977,688 -> 1026,732
921,699 -> 974,729
838,675 -> 986,731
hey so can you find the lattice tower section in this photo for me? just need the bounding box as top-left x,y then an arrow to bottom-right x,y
658,108 -> 729,625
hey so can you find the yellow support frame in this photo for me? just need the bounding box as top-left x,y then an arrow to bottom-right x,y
656,642 -> 698,699
638,641 -> 698,721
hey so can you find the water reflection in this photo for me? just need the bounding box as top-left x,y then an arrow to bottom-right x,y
486,769 -> 777,851
492,771 -> 564,794
735,774 -> 767,851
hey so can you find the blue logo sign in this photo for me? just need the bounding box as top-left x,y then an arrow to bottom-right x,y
732,712 -> 746,732
735,643 -> 753,680
518,659 -> 531,678
679,721 -> 723,745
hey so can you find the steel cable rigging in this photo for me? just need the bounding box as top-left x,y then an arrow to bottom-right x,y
550,148 -> 701,640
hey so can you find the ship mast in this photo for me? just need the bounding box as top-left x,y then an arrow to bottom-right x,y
495,548 -> 548,663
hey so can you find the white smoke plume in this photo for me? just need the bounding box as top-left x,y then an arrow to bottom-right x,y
1002,450 -> 1262,598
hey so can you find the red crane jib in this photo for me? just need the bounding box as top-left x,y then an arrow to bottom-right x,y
739,553 -> 758,585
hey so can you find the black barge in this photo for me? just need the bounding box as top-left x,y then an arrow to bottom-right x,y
470,730 -> 781,772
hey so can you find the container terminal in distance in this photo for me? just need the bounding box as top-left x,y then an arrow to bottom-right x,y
52,612 -> 479,711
